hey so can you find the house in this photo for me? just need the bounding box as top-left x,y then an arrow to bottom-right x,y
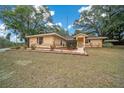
74,33 -> 107,48
26,33 -> 107,48
26,33 -> 67,48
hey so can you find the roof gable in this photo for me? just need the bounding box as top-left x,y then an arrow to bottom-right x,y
74,33 -> 88,37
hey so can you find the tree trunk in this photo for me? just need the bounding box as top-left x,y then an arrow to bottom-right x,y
24,37 -> 29,47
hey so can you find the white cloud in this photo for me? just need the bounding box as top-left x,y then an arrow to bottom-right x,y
0,23 -> 7,38
101,13 -> 106,17
68,24 -> 73,29
50,11 -> 55,16
46,22 -> 62,27
78,6 -> 92,13
10,33 -> 24,43
34,6 -> 55,17
0,23 -> 6,31
55,22 -> 62,27
33,5 -> 51,21
0,23 -> 23,43
33,5 -> 42,12
10,34 -> 19,42
34,5 -> 40,12
46,22 -> 54,27
0,32 -> 5,37
64,28 -> 67,31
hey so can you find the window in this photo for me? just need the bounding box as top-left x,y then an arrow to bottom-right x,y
37,37 -> 43,44
39,37 -> 43,44
37,38 -> 39,44
85,39 -> 90,43
60,40 -> 62,46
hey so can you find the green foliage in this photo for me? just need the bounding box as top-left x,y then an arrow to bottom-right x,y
74,5 -> 124,41
55,27 -> 67,36
6,33 -> 11,41
46,25 -> 69,37
66,40 -> 77,49
21,44 -> 28,50
0,37 -> 15,48
103,42 -> 114,48
0,5 -> 52,41
31,44 -> 36,50
0,5 -> 69,43
11,46 -> 21,49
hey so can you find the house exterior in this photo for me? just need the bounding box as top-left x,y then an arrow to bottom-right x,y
86,36 -> 106,47
74,33 -> 107,48
26,33 -> 67,48
26,33 -> 107,48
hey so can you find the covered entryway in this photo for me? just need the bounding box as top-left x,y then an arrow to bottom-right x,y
73,33 -> 88,55
74,33 -> 88,48
77,37 -> 85,48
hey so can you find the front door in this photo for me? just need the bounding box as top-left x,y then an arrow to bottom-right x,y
77,37 -> 84,48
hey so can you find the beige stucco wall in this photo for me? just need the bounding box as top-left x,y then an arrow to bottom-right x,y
29,37 -> 37,47
29,36 -> 54,48
87,39 -> 103,47
29,35 -> 66,48
39,36 -> 54,47
54,36 -> 66,47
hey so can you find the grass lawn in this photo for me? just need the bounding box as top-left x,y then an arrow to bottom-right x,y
0,48 -> 124,88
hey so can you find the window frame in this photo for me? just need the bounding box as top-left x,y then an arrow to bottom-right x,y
60,40 -> 63,46
37,37 -> 43,45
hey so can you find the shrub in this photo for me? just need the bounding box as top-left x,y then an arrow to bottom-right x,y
0,37 -> 15,48
15,46 -> 21,49
66,40 -> 77,49
10,47 -> 15,49
31,44 -> 36,50
23,45 -> 28,50
50,45 -> 54,51
10,46 -> 21,49
50,41 -> 56,51
103,43 -> 114,48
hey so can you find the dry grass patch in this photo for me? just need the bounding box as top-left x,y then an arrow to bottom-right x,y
0,48 -> 124,87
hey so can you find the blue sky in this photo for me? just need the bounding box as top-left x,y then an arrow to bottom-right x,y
48,5 -> 87,34
0,5 -> 88,42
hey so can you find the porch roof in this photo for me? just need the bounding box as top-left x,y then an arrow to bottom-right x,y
73,33 -> 88,38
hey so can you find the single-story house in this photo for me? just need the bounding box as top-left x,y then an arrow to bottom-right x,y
26,33 -> 107,48
26,33 -> 67,48
74,33 -> 107,48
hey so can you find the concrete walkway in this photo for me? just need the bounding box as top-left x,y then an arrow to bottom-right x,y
0,48 -> 10,52
26,48 -> 88,56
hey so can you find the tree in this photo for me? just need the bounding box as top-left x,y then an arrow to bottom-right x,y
6,33 -> 11,41
104,6 -> 124,41
0,5 -> 52,42
0,37 -> 15,48
74,6 -> 106,36
44,22 -> 69,37
53,25 -> 69,37
73,5 -> 124,41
